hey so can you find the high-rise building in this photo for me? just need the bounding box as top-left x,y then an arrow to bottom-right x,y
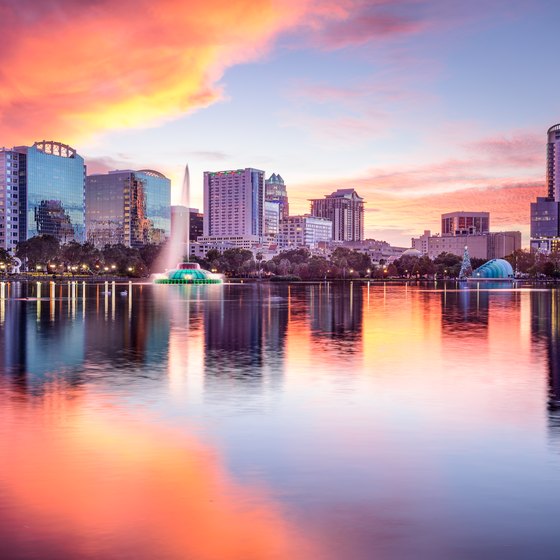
265,173 -> 289,220
0,141 -> 86,250
86,169 -> 170,248
531,124 -> 560,252
310,188 -> 364,242
202,168 -> 264,242
279,215 -> 332,249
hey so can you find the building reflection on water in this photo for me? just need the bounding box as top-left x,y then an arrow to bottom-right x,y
2,281 -> 560,559
530,290 -> 560,443
0,281 -> 366,394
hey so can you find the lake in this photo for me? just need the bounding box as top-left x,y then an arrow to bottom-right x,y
0,281 -> 559,559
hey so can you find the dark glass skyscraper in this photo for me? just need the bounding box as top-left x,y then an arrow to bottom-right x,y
531,124 -> 560,252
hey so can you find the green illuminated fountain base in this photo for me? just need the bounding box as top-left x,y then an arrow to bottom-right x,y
154,263 -> 223,285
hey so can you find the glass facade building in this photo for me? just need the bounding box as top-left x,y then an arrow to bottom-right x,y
136,170 -> 171,244
25,142 -> 85,243
86,169 -> 170,248
0,141 -> 85,248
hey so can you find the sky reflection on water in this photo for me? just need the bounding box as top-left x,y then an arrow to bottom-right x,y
1,282 -> 560,559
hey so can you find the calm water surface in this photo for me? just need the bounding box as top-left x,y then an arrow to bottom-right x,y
0,281 -> 559,559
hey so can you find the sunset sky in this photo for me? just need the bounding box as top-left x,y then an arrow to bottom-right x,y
0,0 -> 558,245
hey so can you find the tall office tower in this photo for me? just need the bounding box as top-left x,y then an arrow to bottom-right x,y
203,168 -> 265,240
441,211 -> 490,236
265,173 -> 289,220
310,188 -> 364,242
0,141 -> 86,249
531,124 -> 560,252
86,169 -> 170,248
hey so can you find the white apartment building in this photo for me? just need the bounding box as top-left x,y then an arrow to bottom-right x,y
203,168 -> 265,241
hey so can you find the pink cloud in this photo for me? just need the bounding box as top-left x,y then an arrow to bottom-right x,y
302,0 -> 428,50
287,129 -> 544,245
465,133 -> 543,168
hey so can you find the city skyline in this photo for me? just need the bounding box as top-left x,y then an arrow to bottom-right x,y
1,1 -> 557,245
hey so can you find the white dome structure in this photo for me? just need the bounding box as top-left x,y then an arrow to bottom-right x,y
402,248 -> 422,258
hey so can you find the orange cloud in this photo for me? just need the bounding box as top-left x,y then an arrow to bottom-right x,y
0,0 -> 310,144
0,0 -> 437,145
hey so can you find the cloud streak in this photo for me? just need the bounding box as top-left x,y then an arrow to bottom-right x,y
0,0 -> 310,144
0,0 -> 437,145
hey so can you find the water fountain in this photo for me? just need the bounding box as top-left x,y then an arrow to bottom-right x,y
154,164 -> 222,285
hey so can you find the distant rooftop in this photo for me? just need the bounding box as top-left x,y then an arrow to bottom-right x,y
310,188 -> 364,201
267,173 -> 285,184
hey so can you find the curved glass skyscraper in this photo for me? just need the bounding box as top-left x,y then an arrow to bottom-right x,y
0,140 -> 85,249
85,169 -> 170,248
25,141 -> 85,243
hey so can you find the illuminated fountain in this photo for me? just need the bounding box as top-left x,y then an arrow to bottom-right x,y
154,164 -> 222,285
